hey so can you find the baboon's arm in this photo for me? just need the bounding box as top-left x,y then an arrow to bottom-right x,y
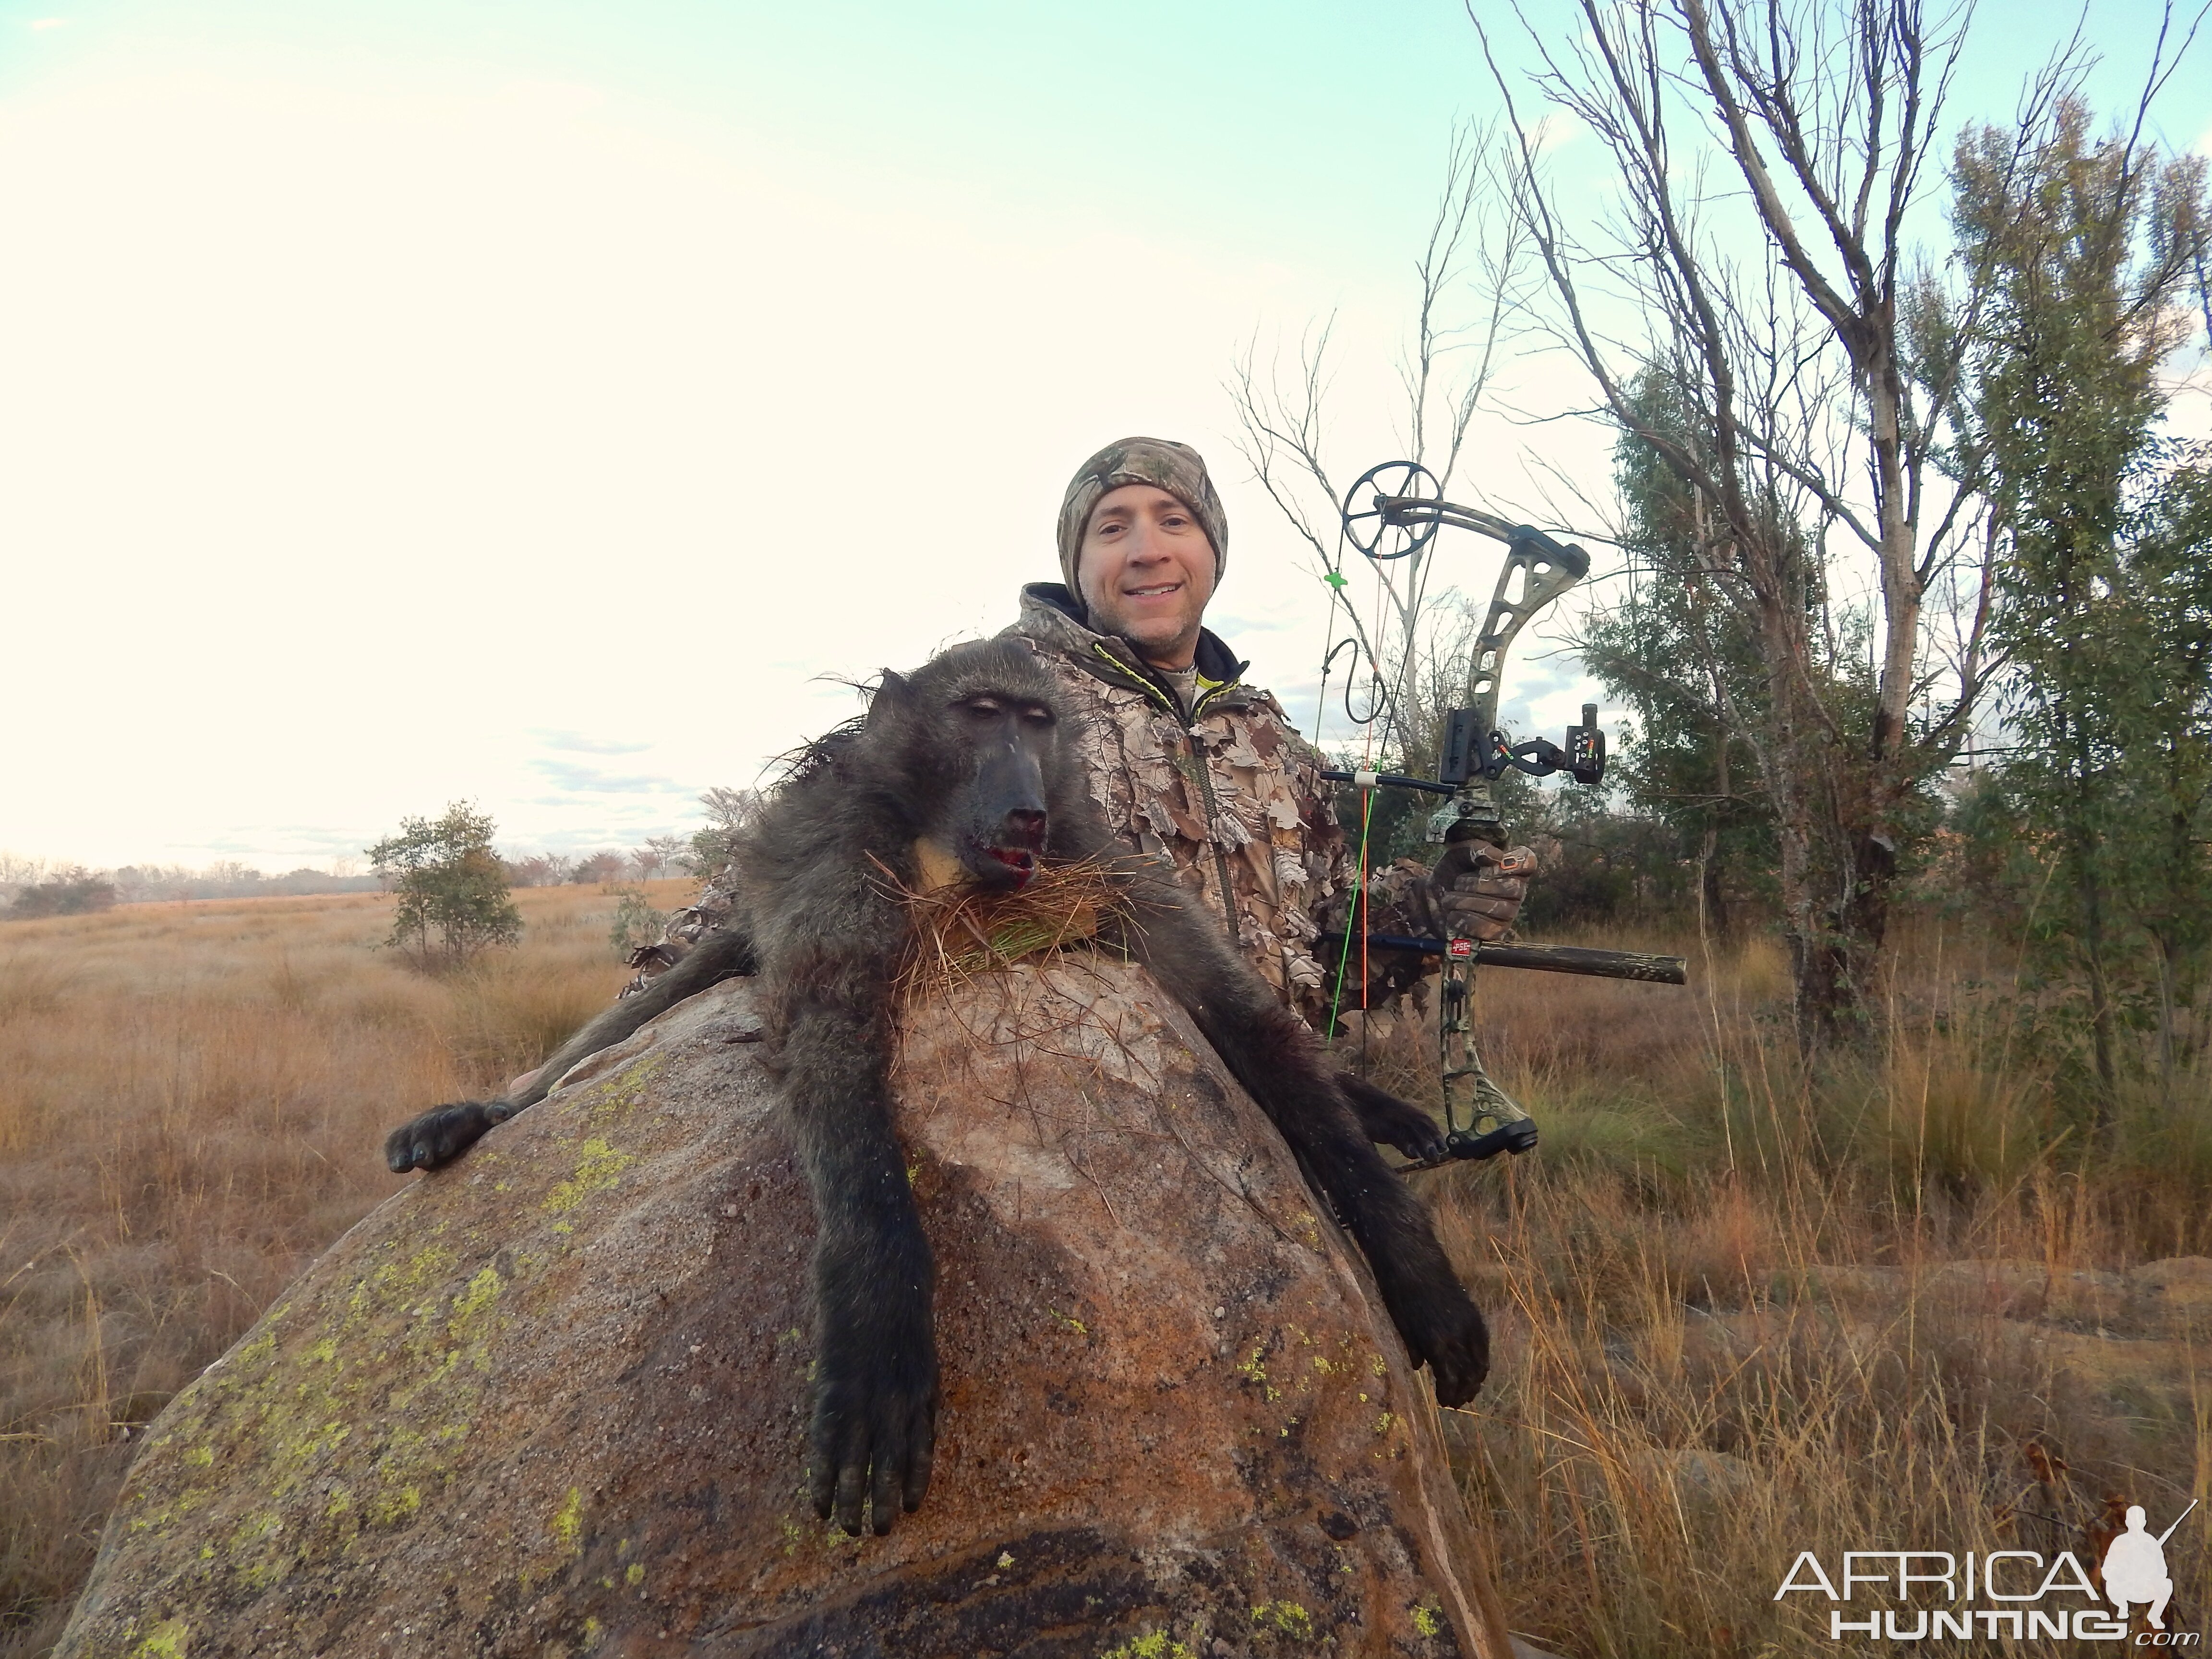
383,925 -> 756,1174
769,946 -> 938,1538
513,926 -> 757,1111
1111,878 -> 1488,1404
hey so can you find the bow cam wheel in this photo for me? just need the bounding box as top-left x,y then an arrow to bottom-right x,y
1340,460 -> 1442,563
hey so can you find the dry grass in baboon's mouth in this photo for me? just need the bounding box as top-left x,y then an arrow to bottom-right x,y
889,855 -> 1129,1002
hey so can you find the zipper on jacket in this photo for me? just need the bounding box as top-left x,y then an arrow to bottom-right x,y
1091,645 -> 1245,941
1184,732 -> 1244,946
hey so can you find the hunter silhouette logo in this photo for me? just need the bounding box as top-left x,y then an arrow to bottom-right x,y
1777,1499 -> 2201,1642
2104,1501 -> 2195,1633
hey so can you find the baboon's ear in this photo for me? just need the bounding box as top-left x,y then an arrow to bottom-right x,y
866,671 -> 910,727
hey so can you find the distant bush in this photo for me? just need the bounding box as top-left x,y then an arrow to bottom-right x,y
110,865 -> 382,902
5,874 -> 117,920
570,851 -> 627,888
501,854 -> 576,889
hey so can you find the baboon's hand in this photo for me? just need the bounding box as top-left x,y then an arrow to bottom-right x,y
1334,1073 -> 1448,1163
809,1307 -> 938,1537
384,1101 -> 507,1174
1388,1280 -> 1491,1407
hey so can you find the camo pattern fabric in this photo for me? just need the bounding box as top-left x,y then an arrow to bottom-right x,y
1317,858 -> 1444,1012
616,888 -> 735,994
1004,586 -> 1396,1029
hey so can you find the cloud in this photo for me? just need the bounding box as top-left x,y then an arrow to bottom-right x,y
527,758 -> 688,795
0,55 -> 1591,873
531,729 -> 655,756
1530,112 -> 1586,155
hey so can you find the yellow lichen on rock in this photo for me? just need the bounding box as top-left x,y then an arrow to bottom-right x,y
542,1139 -> 634,1215
1102,1633 -> 1195,1659
1251,1599 -> 1317,1638
127,1616 -> 191,1658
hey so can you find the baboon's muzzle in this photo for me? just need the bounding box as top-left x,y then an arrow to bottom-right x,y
963,741 -> 1049,889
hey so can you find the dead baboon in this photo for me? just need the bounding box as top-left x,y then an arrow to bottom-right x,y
384,637 -> 1486,1535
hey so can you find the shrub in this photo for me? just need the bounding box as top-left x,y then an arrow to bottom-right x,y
606,886 -> 669,957
4,874 -> 117,921
570,851 -> 627,888
366,804 -> 523,972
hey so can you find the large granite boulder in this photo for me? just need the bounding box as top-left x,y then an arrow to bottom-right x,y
57,956 -> 1513,1658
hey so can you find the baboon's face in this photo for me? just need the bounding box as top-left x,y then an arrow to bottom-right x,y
943,689 -> 1058,890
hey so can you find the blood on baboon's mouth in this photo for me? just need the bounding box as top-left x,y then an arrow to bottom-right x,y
977,845 -> 1037,888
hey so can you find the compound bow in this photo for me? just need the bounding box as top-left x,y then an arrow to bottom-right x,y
1318,460 -> 1688,1169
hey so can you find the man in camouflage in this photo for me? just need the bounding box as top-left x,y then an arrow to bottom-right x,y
626,436 -> 1533,1034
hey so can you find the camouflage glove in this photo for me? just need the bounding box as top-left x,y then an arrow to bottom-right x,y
1428,841 -> 1539,942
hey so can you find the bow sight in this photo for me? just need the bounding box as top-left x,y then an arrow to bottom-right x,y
1320,459 -> 1687,1173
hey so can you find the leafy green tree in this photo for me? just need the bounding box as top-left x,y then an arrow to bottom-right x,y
366,803 -> 523,971
1575,373 -> 1791,938
2122,461 -> 2212,1087
1487,0 -> 2013,1041
1944,92 -> 2211,1111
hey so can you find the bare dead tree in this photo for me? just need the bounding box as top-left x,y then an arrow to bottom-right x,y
1226,120 -> 1529,765
1475,0 -> 2016,1037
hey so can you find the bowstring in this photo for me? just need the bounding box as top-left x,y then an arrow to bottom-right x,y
1321,557 -> 1389,1055
1320,511 -> 1369,1046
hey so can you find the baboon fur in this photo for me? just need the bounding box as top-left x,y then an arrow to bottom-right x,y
385,637 -> 1487,1536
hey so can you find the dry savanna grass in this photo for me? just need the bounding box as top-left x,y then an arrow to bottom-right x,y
5,892 -> 2211,1656
1388,922 -> 2212,1656
0,882 -> 688,1657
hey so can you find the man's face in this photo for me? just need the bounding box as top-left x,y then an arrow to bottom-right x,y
1076,483 -> 1218,669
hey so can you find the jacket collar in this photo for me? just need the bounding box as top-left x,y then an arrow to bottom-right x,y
1012,583 -> 1254,718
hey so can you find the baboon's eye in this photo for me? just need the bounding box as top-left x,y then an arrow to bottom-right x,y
961,697 -> 1004,719
1017,704 -> 1055,727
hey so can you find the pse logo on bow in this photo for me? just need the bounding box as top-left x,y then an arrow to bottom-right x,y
1776,1500 -> 2198,1644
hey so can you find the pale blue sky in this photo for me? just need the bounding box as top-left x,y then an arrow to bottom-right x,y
2,1 -> 2206,869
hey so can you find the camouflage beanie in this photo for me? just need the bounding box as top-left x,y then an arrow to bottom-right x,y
1056,436 -> 1227,600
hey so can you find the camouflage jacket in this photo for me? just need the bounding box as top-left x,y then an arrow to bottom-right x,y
628,587 -> 1415,1028
999,584 -> 1356,1024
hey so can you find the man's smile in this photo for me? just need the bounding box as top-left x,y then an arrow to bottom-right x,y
1077,481 -> 1218,667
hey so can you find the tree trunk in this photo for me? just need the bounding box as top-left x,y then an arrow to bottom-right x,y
2153,931 -> 2179,1103
2078,818 -> 2119,1126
